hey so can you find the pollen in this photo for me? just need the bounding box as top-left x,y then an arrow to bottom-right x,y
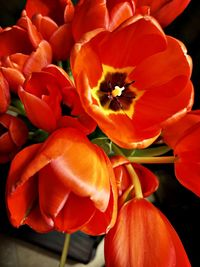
112,86 -> 125,97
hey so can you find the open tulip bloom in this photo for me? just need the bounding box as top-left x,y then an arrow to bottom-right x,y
1,0 -> 199,266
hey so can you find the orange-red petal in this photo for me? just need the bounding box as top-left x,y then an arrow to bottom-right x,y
135,0 -> 191,27
174,123 -> 200,196
105,198 -> 190,267
6,144 -> 42,227
54,193 -> 95,233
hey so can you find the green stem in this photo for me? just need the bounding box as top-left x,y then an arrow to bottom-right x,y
112,143 -> 143,198
59,234 -> 70,267
126,164 -> 143,199
127,156 -> 176,164
111,143 -> 125,156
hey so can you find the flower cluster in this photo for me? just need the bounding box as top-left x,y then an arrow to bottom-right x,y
0,0 -> 197,266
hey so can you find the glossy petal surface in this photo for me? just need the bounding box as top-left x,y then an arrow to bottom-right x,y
105,198 -> 190,267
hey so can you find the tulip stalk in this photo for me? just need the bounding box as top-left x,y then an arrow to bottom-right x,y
128,156 -> 176,164
126,164 -> 143,199
59,233 -> 70,267
112,143 -> 143,198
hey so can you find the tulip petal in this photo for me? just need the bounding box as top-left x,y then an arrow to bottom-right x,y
54,192 -> 95,233
105,198 -> 176,267
0,26 -> 34,56
6,144 -> 42,227
72,40 -> 103,88
32,14 -> 58,41
24,206 -> 53,233
64,0 -> 74,23
133,79 -> 194,129
5,53 -> 29,70
81,155 -> 118,235
58,115 -> 96,135
93,15 -> 167,68
135,0 -> 191,27
0,132 -> 16,153
18,14 -> 42,48
23,40 -> 52,76
163,110 -> 200,148
25,0 -> 67,25
43,64 -> 74,89
47,128 -> 111,211
72,0 -> 108,41
1,67 -> 25,93
174,124 -> 200,196
109,2 -> 135,31
18,86 -> 57,132
131,36 -> 191,91
38,164 -> 70,222
49,24 -> 73,60
81,185 -> 117,235
9,116 -> 28,147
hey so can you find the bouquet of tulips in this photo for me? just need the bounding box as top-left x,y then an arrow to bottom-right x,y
0,0 -> 198,266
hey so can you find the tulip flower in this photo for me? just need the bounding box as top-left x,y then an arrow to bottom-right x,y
0,13 -> 52,94
111,155 -> 158,198
135,0 -> 191,27
25,0 -> 74,60
6,127 -> 117,234
18,67 -> 63,132
71,14 -> 193,149
72,0 -> 135,41
19,64 -> 96,134
105,198 -> 191,267
0,114 -> 28,163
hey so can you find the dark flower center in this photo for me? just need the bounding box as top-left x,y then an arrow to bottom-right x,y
98,72 -> 135,111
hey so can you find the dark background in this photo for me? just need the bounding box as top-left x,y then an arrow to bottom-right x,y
0,0 -> 200,266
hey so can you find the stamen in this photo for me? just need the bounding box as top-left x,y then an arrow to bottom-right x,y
112,85 -> 125,97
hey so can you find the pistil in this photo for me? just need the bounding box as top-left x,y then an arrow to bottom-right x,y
112,86 -> 125,97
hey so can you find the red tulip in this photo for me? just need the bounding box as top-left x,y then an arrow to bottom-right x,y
0,114 -> 28,163
135,0 -> 191,27
105,198 -> 191,267
0,13 -> 52,94
19,64 -> 96,134
6,127 -> 117,234
72,0 -> 135,41
111,155 -> 158,198
25,0 -> 75,60
18,68 -> 63,133
71,15 -> 193,149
